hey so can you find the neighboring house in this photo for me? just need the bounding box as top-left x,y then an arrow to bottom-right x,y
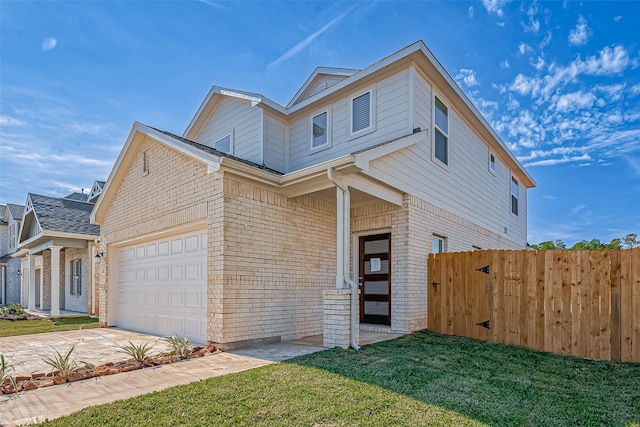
14,182 -> 103,316
0,203 -> 25,306
91,41 -> 535,349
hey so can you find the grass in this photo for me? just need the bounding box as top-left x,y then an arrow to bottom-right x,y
38,330 -> 640,426
0,316 -> 100,337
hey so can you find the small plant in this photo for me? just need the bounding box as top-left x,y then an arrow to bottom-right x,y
6,302 -> 25,316
119,341 -> 156,364
165,335 -> 192,359
1,353 -> 17,390
42,344 -> 80,378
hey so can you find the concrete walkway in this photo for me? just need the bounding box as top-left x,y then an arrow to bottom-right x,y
0,328 -> 402,426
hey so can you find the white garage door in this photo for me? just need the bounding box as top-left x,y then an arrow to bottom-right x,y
116,229 -> 207,344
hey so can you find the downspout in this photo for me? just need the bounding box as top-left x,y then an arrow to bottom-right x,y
327,168 -> 361,350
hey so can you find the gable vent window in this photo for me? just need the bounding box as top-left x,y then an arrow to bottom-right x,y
434,96 -> 449,165
215,134 -> 232,154
352,91 -> 371,134
311,111 -> 329,150
511,176 -> 519,216
70,259 -> 82,296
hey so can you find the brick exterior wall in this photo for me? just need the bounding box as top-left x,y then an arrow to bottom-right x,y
5,258 -> 21,304
323,289 -> 354,348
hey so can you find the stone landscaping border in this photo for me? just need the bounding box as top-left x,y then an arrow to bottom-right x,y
1,345 -> 218,395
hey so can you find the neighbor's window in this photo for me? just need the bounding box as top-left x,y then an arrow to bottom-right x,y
215,134 -> 232,154
432,235 -> 446,253
70,259 -> 82,296
311,111 -> 329,149
489,152 -> 496,173
511,176 -> 519,216
351,91 -> 372,134
434,96 -> 449,165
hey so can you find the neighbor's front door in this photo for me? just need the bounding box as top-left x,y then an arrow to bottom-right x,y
359,233 -> 391,325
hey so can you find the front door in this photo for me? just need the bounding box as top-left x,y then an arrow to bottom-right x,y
359,233 -> 391,325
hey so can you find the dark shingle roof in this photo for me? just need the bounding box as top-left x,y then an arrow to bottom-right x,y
63,192 -> 90,202
29,193 -> 99,236
7,203 -> 25,220
96,180 -> 106,187
149,127 -> 284,176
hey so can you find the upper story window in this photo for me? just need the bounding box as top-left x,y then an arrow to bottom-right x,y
311,110 -> 330,151
432,235 -> 447,253
215,134 -> 232,154
434,96 -> 449,165
349,88 -> 375,137
511,176 -> 519,216
489,152 -> 496,174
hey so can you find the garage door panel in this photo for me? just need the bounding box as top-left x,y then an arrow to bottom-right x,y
116,229 -> 207,344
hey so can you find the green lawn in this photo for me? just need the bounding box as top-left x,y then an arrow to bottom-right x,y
39,331 -> 640,427
0,316 -> 100,337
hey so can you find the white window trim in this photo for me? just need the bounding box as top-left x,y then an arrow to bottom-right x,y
489,151 -> 496,175
432,234 -> 447,254
511,175 -> 519,216
432,94 -> 450,169
348,87 -> 376,139
214,132 -> 234,155
309,108 -> 331,153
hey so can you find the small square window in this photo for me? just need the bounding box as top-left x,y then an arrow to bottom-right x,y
432,235 -> 446,253
311,111 -> 330,150
511,176 -> 519,216
215,135 -> 232,154
489,152 -> 496,173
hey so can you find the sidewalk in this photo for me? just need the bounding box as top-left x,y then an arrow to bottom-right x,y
0,329 -> 401,426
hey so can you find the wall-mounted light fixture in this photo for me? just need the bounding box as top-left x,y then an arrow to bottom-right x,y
17,269 -> 22,276
94,252 -> 104,259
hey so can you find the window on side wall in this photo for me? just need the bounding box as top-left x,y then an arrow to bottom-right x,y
70,259 -> 82,296
511,176 -> 519,216
434,96 -> 449,166
432,235 -> 446,253
143,151 -> 150,174
311,110 -> 330,151
489,152 -> 496,174
350,89 -> 374,137
214,134 -> 232,154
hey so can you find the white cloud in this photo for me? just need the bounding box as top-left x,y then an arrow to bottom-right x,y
500,59 -> 510,69
554,91 -> 596,112
482,0 -> 510,17
518,42 -> 531,55
569,204 -> 586,216
0,116 -> 25,126
627,156 -> 640,175
568,16 -> 590,46
613,15 -> 622,23
523,153 -> 592,167
539,31 -> 552,49
533,56 -> 545,70
268,4 -> 357,68
41,37 -> 57,52
630,84 -> 640,96
455,68 -> 479,87
583,45 -> 629,75
521,4 -> 540,33
467,6 -> 474,19
595,83 -> 625,102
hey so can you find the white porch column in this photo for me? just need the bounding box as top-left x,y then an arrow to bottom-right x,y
335,186 -> 345,289
50,246 -> 63,317
27,254 -> 36,310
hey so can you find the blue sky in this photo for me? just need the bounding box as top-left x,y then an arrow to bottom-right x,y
1,1 -> 638,246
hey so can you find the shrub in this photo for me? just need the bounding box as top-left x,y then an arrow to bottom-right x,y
42,344 -> 80,378
6,303 -> 25,316
165,335 -> 192,359
119,341 -> 156,364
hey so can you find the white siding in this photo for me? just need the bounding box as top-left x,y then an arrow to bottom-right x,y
366,72 -> 528,247
195,98 -> 263,164
288,69 -> 412,171
263,113 -> 286,173
296,75 -> 350,104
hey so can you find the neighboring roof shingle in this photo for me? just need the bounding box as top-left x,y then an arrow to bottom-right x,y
28,193 -> 99,236
63,192 -> 90,202
7,203 -> 25,220
149,127 -> 284,176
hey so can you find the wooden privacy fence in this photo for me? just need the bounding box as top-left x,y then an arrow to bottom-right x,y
427,249 -> 640,362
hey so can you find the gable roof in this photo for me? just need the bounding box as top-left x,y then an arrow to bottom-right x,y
6,203 -> 25,221
26,193 -> 99,236
286,67 -> 360,108
87,180 -> 107,203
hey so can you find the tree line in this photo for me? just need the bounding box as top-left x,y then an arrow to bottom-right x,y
529,233 -> 639,250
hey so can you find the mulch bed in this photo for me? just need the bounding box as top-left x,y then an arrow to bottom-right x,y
1,345 -> 218,395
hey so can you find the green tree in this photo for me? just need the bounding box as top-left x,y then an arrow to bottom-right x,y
623,233 -> 639,249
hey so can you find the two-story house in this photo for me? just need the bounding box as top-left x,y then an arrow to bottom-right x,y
1,203 -> 25,306
91,41 -> 535,349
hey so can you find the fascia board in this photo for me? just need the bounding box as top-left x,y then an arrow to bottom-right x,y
279,155 -> 354,186
341,174 -> 403,207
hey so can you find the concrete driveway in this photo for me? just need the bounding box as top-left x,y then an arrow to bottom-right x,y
0,328 -> 167,377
